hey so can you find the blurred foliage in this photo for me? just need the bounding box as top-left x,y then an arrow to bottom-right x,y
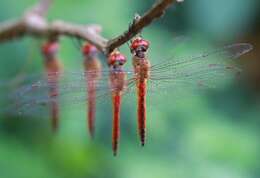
0,0 -> 260,178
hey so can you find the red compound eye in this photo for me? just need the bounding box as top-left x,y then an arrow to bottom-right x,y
117,53 -> 127,64
108,51 -> 127,66
130,37 -> 150,51
42,42 -> 59,55
82,43 -> 98,55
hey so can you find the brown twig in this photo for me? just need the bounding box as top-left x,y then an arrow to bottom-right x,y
107,0 -> 176,53
0,0 -> 180,55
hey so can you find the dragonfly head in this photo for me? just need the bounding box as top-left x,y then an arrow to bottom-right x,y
108,50 -> 127,68
82,43 -> 98,57
42,41 -> 59,58
130,37 -> 149,58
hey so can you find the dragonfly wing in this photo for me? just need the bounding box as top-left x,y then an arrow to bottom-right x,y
147,43 -> 253,94
1,70 -> 136,117
149,63 -> 243,95
151,43 -> 253,72
6,70 -> 115,101
2,85 -> 112,117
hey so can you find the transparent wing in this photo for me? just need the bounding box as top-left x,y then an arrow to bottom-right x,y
148,43 -> 252,93
2,89 -> 109,117
0,70 -> 136,117
149,64 -> 240,92
151,43 -> 252,71
6,69 -> 134,100
8,70 -> 107,99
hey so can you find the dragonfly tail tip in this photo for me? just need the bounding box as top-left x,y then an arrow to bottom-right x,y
89,129 -> 95,139
141,141 -> 145,147
113,150 -> 117,156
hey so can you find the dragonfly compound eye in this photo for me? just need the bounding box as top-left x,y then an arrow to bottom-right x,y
108,51 -> 127,66
130,37 -> 150,53
42,42 -> 59,55
82,43 -> 98,56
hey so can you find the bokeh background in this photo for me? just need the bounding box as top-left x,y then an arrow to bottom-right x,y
0,0 -> 260,178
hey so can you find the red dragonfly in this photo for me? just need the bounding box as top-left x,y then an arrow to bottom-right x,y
1,40 -> 253,154
107,50 -> 128,155
82,43 -> 102,138
41,40 -> 63,132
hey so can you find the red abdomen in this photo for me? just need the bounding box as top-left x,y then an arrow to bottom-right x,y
86,78 -> 96,138
112,93 -> 121,156
45,59 -> 62,132
84,58 -> 101,138
137,79 -> 147,146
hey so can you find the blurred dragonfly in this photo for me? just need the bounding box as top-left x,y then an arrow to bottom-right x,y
41,40 -> 63,132
82,43 -> 102,138
0,41 -> 253,153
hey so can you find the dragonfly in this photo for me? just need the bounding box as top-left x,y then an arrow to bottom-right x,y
41,40 -> 63,132
0,39 -> 253,155
82,43 -> 102,139
128,37 -> 252,146
107,50 -> 128,156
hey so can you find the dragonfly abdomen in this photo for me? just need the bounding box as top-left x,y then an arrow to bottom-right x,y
109,70 -> 127,156
112,92 -> 121,156
86,80 -> 97,138
84,57 -> 101,138
137,79 -> 147,146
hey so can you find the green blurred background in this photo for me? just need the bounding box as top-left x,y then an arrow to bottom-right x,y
0,0 -> 260,178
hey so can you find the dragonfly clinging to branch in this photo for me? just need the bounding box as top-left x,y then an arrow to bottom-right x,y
41,40 -> 63,132
128,37 -> 253,146
107,50 -> 128,156
82,43 -> 102,139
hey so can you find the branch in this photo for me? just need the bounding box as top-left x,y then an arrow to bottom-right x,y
106,0 -> 176,53
0,0 -> 181,55
0,19 -> 107,50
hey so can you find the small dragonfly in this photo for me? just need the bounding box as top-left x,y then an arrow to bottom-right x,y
82,43 -> 102,138
41,40 -> 63,132
1,39 -> 253,154
107,50 -> 128,156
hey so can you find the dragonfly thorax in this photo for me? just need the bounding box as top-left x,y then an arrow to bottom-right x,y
109,70 -> 127,93
133,57 -> 151,80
